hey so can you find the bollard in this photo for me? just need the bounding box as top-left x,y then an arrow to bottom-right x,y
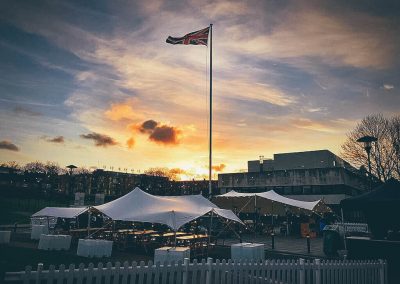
306,234 -> 310,253
271,233 -> 275,249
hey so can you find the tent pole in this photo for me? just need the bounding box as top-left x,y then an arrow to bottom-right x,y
87,207 -> 91,238
46,216 -> 50,234
341,208 -> 347,251
207,210 -> 214,256
174,230 -> 177,247
254,195 -> 257,241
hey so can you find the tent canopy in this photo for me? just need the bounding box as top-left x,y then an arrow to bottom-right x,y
213,190 -> 330,215
94,187 -> 243,230
32,207 -> 88,219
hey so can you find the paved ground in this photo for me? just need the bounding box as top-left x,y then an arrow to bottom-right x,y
216,234 -> 327,258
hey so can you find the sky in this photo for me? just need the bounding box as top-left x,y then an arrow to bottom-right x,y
0,0 -> 399,179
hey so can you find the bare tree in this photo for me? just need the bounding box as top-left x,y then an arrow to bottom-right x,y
341,114 -> 399,181
74,167 -> 91,175
44,161 -> 62,176
389,115 -> 400,178
1,161 -> 21,170
144,167 -> 178,180
24,161 -> 46,174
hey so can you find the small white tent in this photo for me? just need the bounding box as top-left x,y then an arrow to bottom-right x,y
94,187 -> 243,230
214,190 -> 330,215
32,207 -> 88,219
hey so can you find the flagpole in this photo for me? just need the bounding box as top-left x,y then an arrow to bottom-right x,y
208,23 -> 213,197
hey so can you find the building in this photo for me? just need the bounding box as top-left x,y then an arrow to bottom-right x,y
58,169 -> 170,196
218,150 -> 372,208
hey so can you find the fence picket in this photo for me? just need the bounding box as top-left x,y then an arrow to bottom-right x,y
199,259 -> 206,284
55,264 -> 65,284
22,266 -> 32,284
121,261 -> 129,284
138,261 -> 145,284
130,261 -> 138,284
96,262 -> 104,284
87,263 -> 94,284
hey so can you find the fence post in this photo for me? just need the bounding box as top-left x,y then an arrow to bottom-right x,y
299,258 -> 305,284
314,259 -> 321,284
379,259 -> 385,284
182,258 -> 189,284
271,233 -> 275,249
36,263 -> 43,283
206,257 -> 213,284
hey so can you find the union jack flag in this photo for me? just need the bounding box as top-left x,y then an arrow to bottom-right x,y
166,27 -> 209,46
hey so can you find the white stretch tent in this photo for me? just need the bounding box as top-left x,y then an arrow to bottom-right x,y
214,190 -> 331,215
94,187 -> 243,230
32,207 -> 88,219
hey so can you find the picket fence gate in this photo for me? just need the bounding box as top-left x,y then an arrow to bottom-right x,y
4,258 -> 387,284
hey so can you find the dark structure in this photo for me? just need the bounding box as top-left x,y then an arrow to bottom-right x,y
341,178 -> 400,239
342,178 -> 400,284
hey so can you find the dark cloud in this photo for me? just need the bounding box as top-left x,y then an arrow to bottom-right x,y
212,164 -> 226,172
149,125 -> 180,145
13,106 -> 42,116
133,119 -> 181,145
139,120 -> 158,133
80,132 -> 118,147
45,136 -> 65,144
0,140 -> 19,151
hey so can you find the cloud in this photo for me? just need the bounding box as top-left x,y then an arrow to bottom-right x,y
105,103 -> 136,121
80,132 -> 118,147
212,163 -> 226,172
149,125 -> 181,145
13,106 -> 42,117
383,84 -> 394,90
226,4 -> 398,69
0,140 -> 20,151
126,137 -> 135,149
131,120 -> 182,145
139,120 -> 158,133
169,168 -> 187,175
42,136 -> 65,144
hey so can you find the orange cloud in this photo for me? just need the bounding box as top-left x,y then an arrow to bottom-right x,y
126,137 -> 135,149
105,103 -> 135,121
212,163 -> 226,172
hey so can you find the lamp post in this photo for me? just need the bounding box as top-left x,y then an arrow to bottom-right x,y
66,165 -> 77,195
356,135 -> 377,190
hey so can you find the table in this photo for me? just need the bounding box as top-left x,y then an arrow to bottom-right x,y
77,239 -> 113,257
154,246 -> 190,264
231,243 -> 265,261
0,231 -> 11,244
38,234 -> 71,250
31,225 -> 49,240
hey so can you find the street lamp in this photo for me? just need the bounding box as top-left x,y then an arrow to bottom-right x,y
66,164 -> 77,175
66,165 -> 77,195
356,135 -> 377,189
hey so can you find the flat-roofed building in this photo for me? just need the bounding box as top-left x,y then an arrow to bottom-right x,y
219,150 -> 373,208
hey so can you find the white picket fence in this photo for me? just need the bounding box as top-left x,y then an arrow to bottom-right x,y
4,258 -> 387,284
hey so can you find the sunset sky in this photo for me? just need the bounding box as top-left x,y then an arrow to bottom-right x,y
0,0 -> 399,179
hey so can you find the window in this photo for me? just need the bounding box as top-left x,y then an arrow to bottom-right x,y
303,186 -> 312,194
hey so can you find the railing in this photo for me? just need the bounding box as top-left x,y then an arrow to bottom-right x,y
4,258 -> 387,284
333,222 -> 369,234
